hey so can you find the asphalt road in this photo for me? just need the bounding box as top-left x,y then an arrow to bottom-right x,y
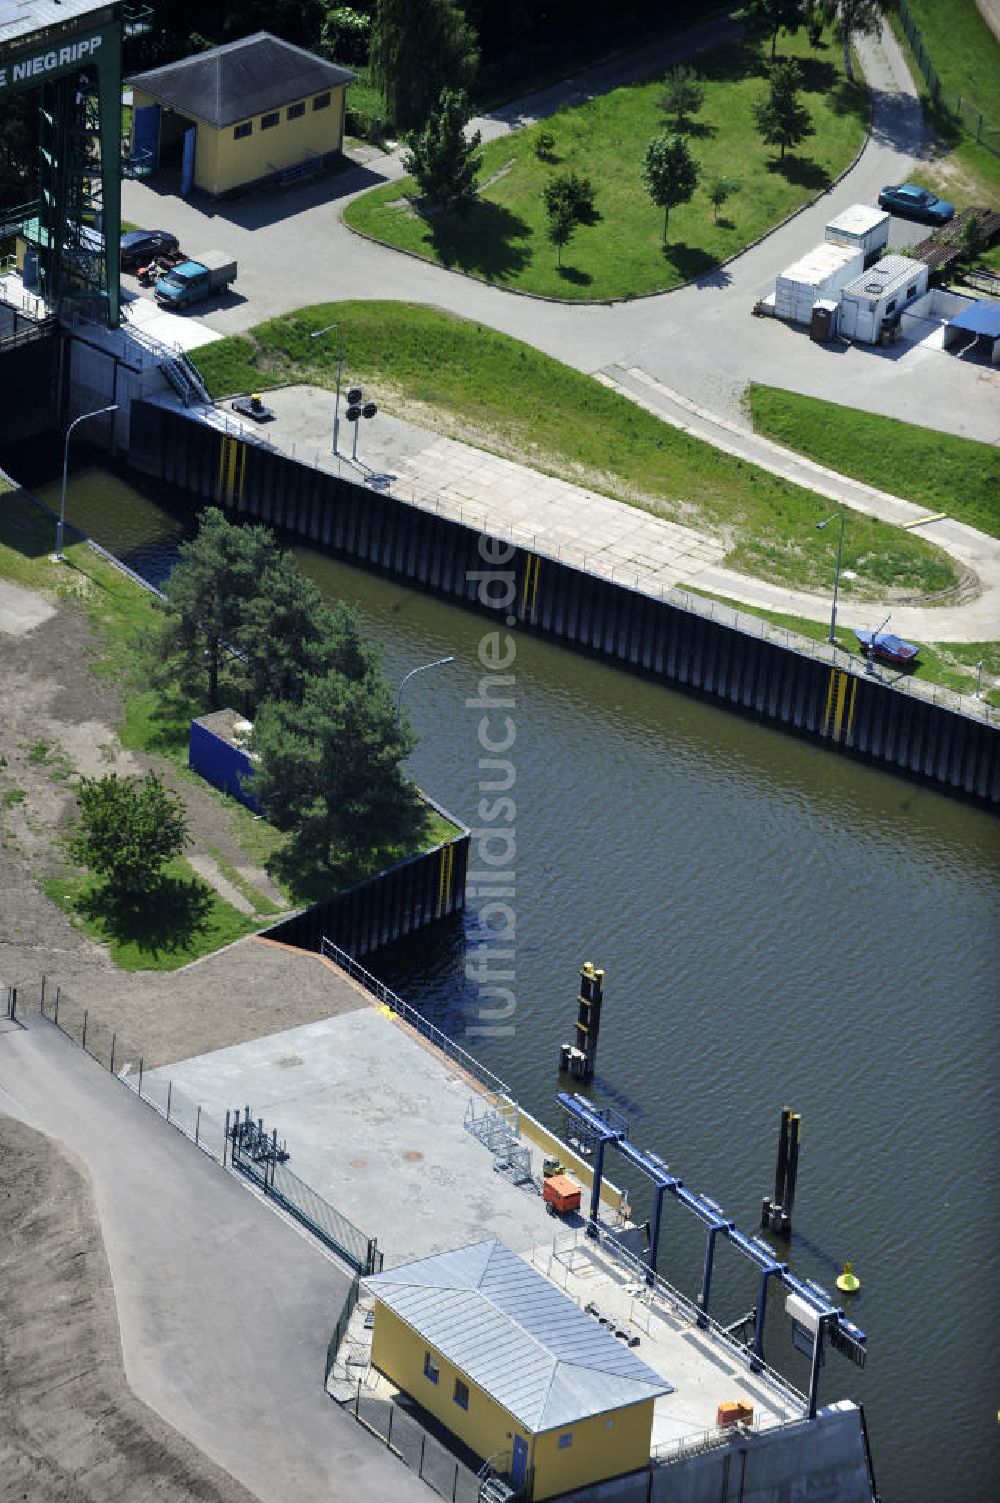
0,1017 -> 428,1503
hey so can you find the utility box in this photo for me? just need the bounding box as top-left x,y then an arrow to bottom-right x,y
543,1175 -> 582,1216
774,242 -> 864,324
825,204 -> 891,266
189,708 -> 260,812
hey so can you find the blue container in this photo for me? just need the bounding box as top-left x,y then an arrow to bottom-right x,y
189,714 -> 261,813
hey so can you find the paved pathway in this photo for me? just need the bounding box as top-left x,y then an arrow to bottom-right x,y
0,1018 -> 428,1503
225,383 -> 1000,643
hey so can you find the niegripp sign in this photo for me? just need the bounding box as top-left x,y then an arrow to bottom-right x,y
0,31 -> 110,93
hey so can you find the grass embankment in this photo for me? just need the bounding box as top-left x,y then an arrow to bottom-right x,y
888,1 -> 1000,206
0,491 -> 460,965
345,31 -> 867,300
748,386 -> 1000,538
685,587 -> 1000,706
195,301 -> 958,602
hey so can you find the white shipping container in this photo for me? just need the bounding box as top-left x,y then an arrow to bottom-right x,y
825,204 -> 891,262
774,242 -> 864,324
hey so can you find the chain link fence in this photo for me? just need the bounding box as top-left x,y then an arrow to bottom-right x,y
897,0 -> 1000,157
350,1385 -> 484,1503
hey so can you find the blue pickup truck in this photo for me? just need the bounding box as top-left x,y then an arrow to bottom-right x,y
154,250 -> 237,309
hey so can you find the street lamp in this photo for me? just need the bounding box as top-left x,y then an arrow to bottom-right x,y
396,655 -> 455,713
54,403 -> 119,562
309,321 -> 344,455
816,511 -> 846,645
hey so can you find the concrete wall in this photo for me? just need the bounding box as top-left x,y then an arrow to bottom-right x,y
126,401 -> 1000,808
650,1401 -> 873,1503
0,334 -> 61,441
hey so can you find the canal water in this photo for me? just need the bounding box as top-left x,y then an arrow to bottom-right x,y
12,453 -> 999,1501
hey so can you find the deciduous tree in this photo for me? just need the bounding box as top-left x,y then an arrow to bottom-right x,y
819,0 -> 890,81
371,0 -> 479,131
641,134 -> 699,244
752,58 -> 814,160
659,64 -> 706,131
708,177 -> 742,221
403,87 -> 482,211
732,0 -> 806,60
70,772 -> 189,897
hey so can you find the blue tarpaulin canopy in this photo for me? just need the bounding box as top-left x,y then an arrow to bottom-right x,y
946,301 -> 1000,337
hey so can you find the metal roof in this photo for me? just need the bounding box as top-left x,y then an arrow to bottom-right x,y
825,204 -> 890,236
947,300 -> 1000,338
842,255 -> 925,300
127,30 -> 355,129
364,1239 -> 671,1433
778,241 -> 862,285
0,0 -> 112,46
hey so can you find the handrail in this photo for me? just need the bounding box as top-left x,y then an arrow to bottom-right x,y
320,937 -> 510,1100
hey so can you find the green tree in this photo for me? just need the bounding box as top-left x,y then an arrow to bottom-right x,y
155,508 -> 275,709
732,0 -> 806,60
545,198 -> 576,266
402,87 -> 483,211
70,772 -> 189,897
707,176 -> 741,221
752,58 -> 814,160
320,6 -> 372,66
542,172 -> 597,225
957,213 -> 987,267
819,0 -> 889,81
371,0 -> 479,131
641,133 -> 699,244
659,64 -> 705,132
251,663 -> 423,869
235,549 -> 340,711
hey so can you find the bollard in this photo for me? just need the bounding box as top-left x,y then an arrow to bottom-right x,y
40,974 -> 46,1008
54,987 -> 60,1026
167,1081 -> 172,1122
224,1109 -> 231,1165
138,1055 -> 144,1097
81,1009 -> 88,1051
110,1032 -> 116,1075
196,1105 -> 201,1148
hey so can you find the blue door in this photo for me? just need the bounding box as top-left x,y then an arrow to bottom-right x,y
181,126 -> 196,197
510,1434 -> 529,1490
132,104 -> 160,171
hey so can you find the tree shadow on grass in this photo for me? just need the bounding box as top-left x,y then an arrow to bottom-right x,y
794,56 -> 838,94
419,198 -> 532,280
557,264 -> 592,285
825,78 -> 868,121
663,243 -> 722,280
767,155 -> 831,190
696,39 -> 767,84
78,875 -> 214,958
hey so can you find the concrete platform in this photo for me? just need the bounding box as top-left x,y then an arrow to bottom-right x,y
144,1006 -> 569,1265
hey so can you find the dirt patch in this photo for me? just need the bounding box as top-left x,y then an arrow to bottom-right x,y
0,1114 -> 257,1503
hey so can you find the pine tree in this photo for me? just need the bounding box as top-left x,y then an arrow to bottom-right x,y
752,59 -> 815,160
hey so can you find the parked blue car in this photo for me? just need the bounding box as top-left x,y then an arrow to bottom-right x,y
877,184 -> 955,224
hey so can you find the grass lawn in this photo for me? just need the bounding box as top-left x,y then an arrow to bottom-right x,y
344,30 -> 868,301
194,300 -> 958,603
42,857 -> 258,971
888,7 -> 1000,206
748,385 -> 1000,538
682,587 -> 1000,706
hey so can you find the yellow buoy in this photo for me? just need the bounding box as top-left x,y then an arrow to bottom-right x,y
836,1261 -> 861,1294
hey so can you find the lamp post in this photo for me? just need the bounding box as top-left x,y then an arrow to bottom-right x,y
816,511 -> 846,646
309,321 -> 344,455
54,404 -> 119,562
396,655 -> 455,714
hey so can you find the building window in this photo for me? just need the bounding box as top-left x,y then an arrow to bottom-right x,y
886,299 -> 897,314
287,101 -> 305,120
453,1379 -> 470,1410
558,1433 -> 573,1449
261,111 -> 279,130
907,284 -> 917,297
233,121 -> 252,139
423,1352 -> 440,1385
313,91 -> 331,111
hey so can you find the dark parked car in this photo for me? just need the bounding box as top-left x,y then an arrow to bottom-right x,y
877,184 -> 955,225
120,229 -> 180,270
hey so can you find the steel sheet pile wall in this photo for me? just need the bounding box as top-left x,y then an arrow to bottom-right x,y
264,835 -> 470,958
129,402 -> 1000,807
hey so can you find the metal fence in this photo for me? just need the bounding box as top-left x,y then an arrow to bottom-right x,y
897,0 -> 1000,157
350,1385 -> 484,1503
229,1108 -> 383,1275
321,938 -> 512,1100
325,1273 -> 362,1384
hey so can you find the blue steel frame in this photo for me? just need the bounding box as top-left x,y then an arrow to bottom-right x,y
557,1091 -> 866,1419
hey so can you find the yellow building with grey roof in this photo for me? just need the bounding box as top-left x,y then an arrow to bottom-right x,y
363,1238 -> 671,1501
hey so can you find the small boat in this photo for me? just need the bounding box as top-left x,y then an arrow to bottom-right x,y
855,629 -> 920,667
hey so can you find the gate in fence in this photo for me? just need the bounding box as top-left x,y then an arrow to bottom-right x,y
228,1106 -> 383,1276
